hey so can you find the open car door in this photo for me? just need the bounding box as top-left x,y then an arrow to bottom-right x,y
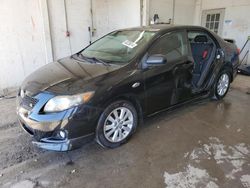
188,30 -> 224,92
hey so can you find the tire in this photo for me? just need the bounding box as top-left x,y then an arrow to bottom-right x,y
212,69 -> 231,100
96,100 -> 138,148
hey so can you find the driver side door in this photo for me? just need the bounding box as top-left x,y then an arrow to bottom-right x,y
143,30 -> 194,115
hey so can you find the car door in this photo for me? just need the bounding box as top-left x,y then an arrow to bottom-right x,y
187,29 -> 224,91
143,30 -> 194,115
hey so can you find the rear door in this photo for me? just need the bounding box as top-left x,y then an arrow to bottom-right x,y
187,30 -> 224,91
144,30 -> 194,114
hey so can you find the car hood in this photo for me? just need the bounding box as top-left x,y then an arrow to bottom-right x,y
21,56 -> 121,95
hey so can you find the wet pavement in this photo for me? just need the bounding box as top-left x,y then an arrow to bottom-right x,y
0,75 -> 250,188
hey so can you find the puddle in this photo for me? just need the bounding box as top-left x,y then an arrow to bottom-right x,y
164,165 -> 218,188
164,137 -> 250,187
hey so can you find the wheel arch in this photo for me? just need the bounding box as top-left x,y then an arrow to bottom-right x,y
102,93 -> 144,126
221,63 -> 233,82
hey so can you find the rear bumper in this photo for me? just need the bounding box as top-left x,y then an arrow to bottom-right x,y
238,64 -> 250,76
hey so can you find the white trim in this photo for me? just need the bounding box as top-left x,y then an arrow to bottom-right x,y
142,0 -> 150,26
39,0 -> 54,63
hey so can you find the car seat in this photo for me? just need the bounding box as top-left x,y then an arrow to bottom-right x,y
190,35 -> 214,87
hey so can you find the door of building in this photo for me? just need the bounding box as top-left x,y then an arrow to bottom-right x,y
91,0 -> 141,42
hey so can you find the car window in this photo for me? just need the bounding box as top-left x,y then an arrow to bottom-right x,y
149,31 -> 188,62
188,32 -> 202,42
188,31 -> 212,43
81,30 -> 156,63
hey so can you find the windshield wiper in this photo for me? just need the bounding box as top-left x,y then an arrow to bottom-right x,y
77,53 -> 110,66
90,57 -> 111,66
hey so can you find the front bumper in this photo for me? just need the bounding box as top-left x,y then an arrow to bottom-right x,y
17,91 -> 101,151
32,133 -> 94,151
19,119 -> 94,151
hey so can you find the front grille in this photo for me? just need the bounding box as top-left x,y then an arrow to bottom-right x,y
33,130 -> 53,141
20,121 -> 34,135
20,121 -> 54,140
20,95 -> 38,110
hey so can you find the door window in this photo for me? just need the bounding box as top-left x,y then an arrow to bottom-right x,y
188,31 -> 208,42
149,31 -> 188,62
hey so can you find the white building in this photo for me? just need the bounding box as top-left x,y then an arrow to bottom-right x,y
1,0 -> 250,94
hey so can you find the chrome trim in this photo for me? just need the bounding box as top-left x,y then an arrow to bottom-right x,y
132,82 -> 140,88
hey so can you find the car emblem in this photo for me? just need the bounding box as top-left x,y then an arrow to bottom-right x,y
29,103 -> 33,108
132,82 -> 141,88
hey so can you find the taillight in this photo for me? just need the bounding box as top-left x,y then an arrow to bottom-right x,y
237,48 -> 241,55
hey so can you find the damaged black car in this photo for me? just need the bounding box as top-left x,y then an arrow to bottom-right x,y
17,25 -> 240,151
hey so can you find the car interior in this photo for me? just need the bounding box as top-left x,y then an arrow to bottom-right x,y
188,32 -> 217,89
149,31 -> 187,62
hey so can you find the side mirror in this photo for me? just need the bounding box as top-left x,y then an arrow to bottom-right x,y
146,55 -> 167,66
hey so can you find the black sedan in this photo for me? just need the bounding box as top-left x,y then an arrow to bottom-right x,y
17,25 -> 240,151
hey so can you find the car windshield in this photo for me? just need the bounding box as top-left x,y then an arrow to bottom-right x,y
81,30 -> 156,63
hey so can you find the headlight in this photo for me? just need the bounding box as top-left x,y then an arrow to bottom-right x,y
44,91 -> 95,113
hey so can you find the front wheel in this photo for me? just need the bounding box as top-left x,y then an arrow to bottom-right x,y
96,100 -> 138,148
213,70 -> 231,100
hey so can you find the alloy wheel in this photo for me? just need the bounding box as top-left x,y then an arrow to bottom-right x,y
217,73 -> 230,96
103,107 -> 134,143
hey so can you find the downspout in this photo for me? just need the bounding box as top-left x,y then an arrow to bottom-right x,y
39,0 -> 54,63
172,0 -> 176,24
140,0 -> 143,26
63,0 -> 73,55
200,0 -> 203,25
90,0 -> 94,43
143,0 -> 150,26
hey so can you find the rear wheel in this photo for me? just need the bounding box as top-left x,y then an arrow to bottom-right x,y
96,100 -> 138,148
213,70 -> 231,100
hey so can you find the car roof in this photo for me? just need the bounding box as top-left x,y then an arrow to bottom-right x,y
121,24 -> 206,33
116,24 -> 223,47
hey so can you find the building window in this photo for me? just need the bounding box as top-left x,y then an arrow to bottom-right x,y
205,13 -> 220,34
